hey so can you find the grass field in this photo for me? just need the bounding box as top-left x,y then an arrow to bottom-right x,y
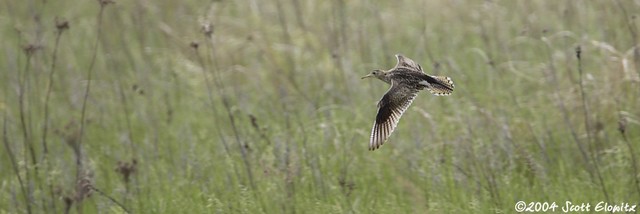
2,0 -> 640,213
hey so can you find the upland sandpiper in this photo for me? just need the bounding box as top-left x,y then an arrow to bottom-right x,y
362,54 -> 454,150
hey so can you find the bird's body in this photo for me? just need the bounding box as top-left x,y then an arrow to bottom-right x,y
362,54 -> 454,150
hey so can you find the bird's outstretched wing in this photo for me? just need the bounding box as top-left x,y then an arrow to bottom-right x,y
394,54 -> 424,73
369,80 -> 419,150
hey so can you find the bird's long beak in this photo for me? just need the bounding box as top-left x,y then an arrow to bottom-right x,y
361,74 -> 373,79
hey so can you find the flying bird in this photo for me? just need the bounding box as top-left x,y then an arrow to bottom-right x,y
361,54 -> 454,150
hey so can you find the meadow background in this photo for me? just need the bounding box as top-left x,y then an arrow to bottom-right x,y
2,0 -> 640,213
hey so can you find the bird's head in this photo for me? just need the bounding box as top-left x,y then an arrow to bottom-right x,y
361,69 -> 386,80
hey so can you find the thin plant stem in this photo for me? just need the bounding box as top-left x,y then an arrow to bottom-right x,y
73,3 -> 110,212
618,108 -> 640,198
615,0 -> 640,79
91,186 -> 130,213
42,19 -> 68,212
77,0 -> 108,179
576,46 -> 610,201
4,115 -> 31,214
18,49 -> 36,214
543,40 -> 593,180
197,31 -> 256,190
200,26 -> 267,211
190,44 -> 240,179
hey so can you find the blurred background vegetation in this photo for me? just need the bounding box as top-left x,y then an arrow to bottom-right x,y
1,0 -> 640,213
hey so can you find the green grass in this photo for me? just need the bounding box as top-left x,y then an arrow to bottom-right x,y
2,0 -> 640,213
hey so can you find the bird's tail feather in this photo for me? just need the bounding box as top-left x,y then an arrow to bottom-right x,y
427,76 -> 454,96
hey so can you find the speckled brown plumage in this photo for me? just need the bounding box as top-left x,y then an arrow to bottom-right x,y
362,54 -> 454,150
